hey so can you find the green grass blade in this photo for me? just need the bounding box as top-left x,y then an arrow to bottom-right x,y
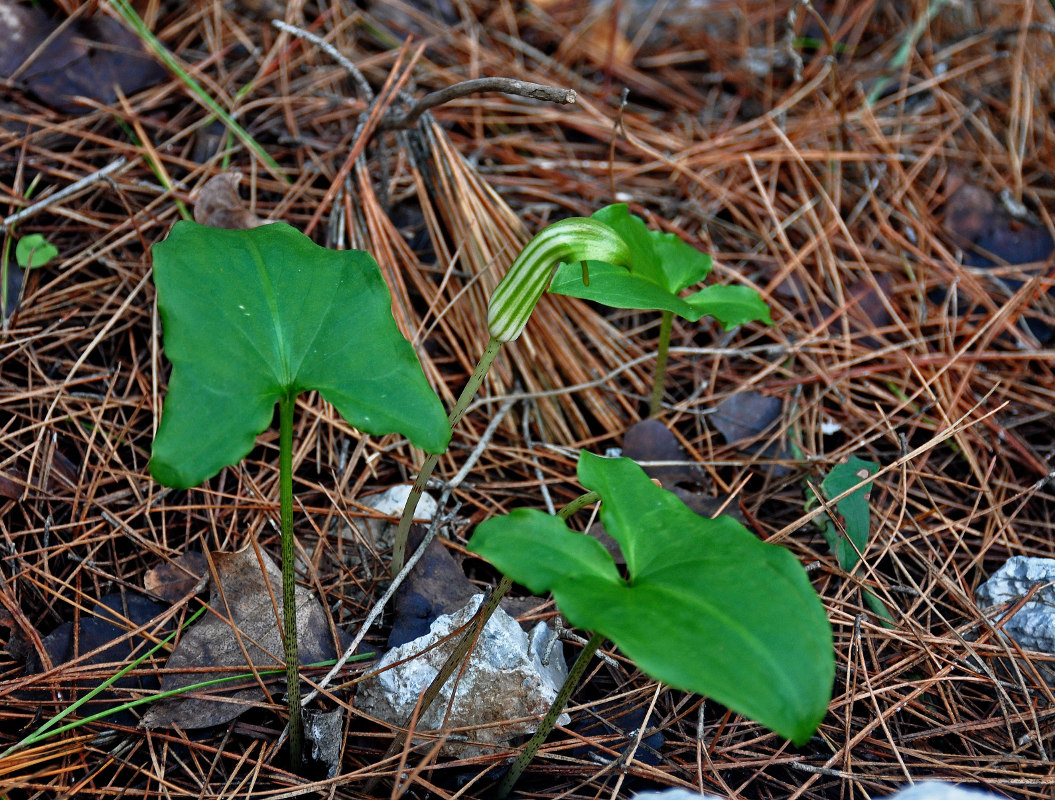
106,0 -> 287,182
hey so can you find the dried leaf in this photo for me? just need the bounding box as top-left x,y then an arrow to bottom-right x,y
143,552 -> 208,604
21,594 -> 168,725
192,173 -> 268,230
0,0 -> 166,114
0,449 -> 80,499
390,526 -> 539,648
944,181 -> 1054,267
711,391 -> 784,444
621,418 -> 705,488
140,545 -> 346,731
711,391 -> 792,475
942,179 -> 1055,341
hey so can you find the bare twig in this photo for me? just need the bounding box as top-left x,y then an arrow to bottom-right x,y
270,20 -> 375,103
1,158 -> 129,233
380,77 -> 577,129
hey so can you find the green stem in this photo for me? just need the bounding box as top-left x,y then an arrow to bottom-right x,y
495,631 -> 605,798
649,310 -> 674,418
391,336 -> 504,575
278,393 -> 302,767
558,490 -> 600,521
373,490 -> 601,786
1,233 -> 12,328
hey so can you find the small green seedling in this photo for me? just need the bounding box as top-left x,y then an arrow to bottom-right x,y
15,234 -> 59,270
469,451 -> 834,794
806,456 -> 892,624
548,204 -> 773,415
2,171 -> 55,323
149,220 -> 449,766
3,233 -> 59,322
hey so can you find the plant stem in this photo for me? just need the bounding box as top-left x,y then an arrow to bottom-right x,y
495,631 -> 605,798
371,489 -> 601,787
649,310 -> 674,417
278,393 -> 302,767
558,490 -> 600,521
391,336 -> 503,575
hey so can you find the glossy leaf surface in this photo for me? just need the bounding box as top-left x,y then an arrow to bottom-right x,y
150,221 -> 449,489
468,451 -> 833,745
548,204 -> 772,328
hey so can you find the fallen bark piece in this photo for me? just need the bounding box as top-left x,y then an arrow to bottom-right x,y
355,595 -> 567,758
304,707 -> 344,778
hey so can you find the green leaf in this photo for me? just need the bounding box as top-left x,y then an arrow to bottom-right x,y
593,203 -> 711,292
685,284 -> 774,329
815,456 -> 879,573
16,234 -> 58,269
549,260 -> 702,318
149,221 -> 450,489
548,204 -> 770,328
468,451 -> 833,745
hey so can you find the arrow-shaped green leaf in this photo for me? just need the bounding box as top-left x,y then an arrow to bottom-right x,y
150,221 -> 450,489
468,451 -> 833,745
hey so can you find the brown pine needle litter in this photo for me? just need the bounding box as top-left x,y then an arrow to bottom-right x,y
1,0 -> 1055,797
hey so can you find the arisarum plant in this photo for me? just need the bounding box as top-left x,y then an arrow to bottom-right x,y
549,204 -> 773,415
379,205 -> 831,796
148,221 -> 450,766
390,215 -> 633,573
469,452 -> 834,796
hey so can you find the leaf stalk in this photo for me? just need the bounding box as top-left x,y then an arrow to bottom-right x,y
649,309 -> 674,417
495,631 -> 605,798
278,393 -> 303,766
391,336 -> 503,575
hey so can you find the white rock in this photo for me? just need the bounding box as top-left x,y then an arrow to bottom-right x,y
355,595 -> 568,758
356,485 -> 438,552
975,556 -> 1055,652
631,790 -> 729,800
632,781 -> 1001,800
890,782 -> 1003,799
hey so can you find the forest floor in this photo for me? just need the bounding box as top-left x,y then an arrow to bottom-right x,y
2,0 -> 1055,798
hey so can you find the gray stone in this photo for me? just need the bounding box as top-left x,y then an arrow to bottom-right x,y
304,707 -> 343,779
975,555 -> 1055,652
355,595 -> 568,758
631,781 -> 1001,800
354,485 -> 439,553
